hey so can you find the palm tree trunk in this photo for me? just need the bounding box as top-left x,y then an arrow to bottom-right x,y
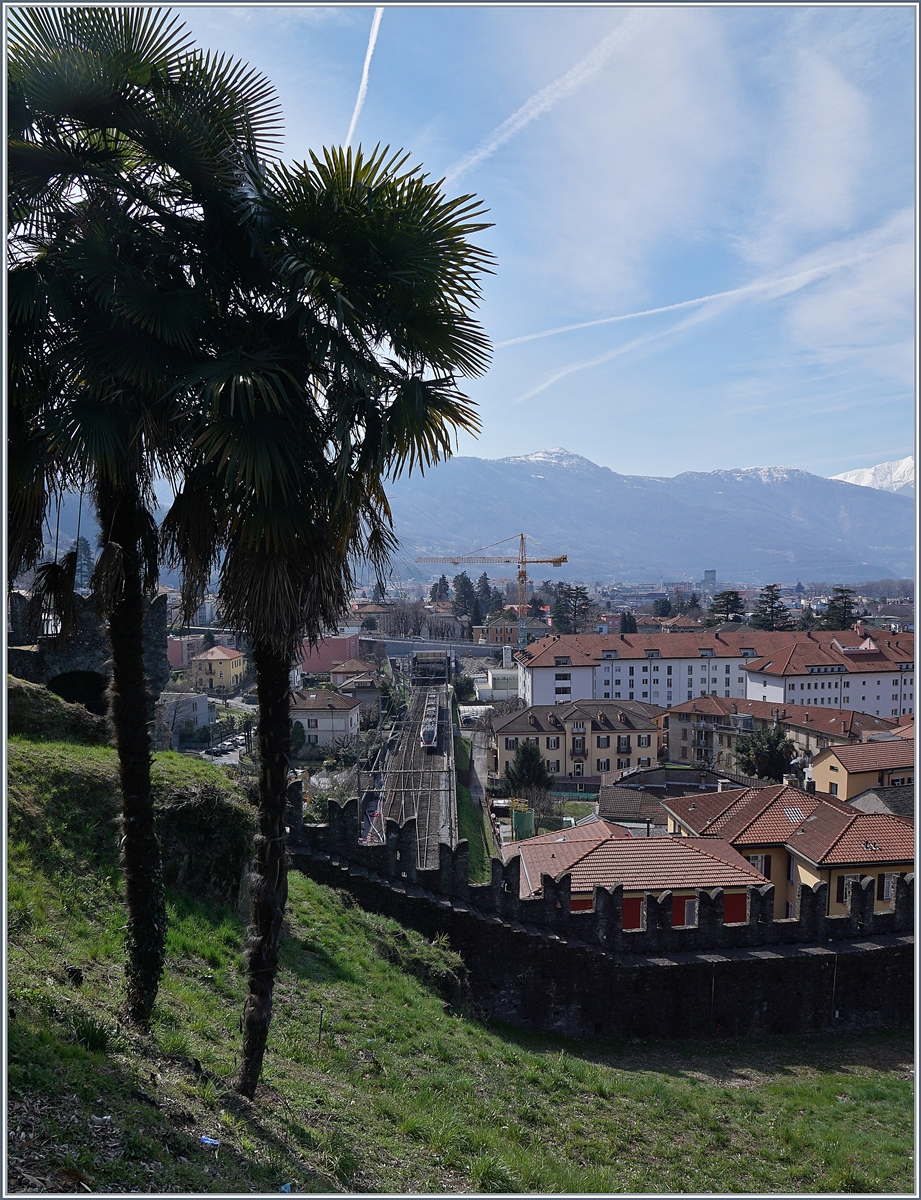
236,640 -> 291,1099
97,484 -> 165,1029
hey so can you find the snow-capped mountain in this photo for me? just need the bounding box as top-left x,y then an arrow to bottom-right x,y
832,456 -> 914,497
384,449 -> 913,582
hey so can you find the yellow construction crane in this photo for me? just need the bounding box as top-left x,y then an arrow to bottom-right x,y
416,533 -> 567,648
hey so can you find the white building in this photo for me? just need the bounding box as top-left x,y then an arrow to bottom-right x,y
156,692 -> 216,748
290,690 -> 361,747
516,628 -> 914,719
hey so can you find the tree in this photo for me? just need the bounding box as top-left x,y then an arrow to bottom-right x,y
202,629 -> 217,650
371,581 -> 385,603
74,536 -> 94,591
454,674 -> 476,702
8,6 -> 281,1028
528,594 -> 545,619
488,587 -> 505,614
430,574 -> 450,603
818,586 -> 858,630
289,718 -> 307,756
652,598 -> 672,618
734,724 -> 797,782
750,585 -> 793,631
469,596 -> 483,629
505,740 -> 554,796
798,605 -> 817,631
709,590 -> 745,623
452,570 -> 475,616
475,572 -> 492,613
620,611 -> 637,634
162,144 -> 492,1098
361,616 -> 378,631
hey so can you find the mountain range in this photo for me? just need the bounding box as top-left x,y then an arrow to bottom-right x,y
35,449 -> 914,588
383,449 -> 914,584
831,456 -> 914,497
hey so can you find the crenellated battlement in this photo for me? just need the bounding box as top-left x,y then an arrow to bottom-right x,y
288,793 -> 914,957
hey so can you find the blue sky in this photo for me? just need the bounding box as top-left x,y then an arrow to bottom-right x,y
176,4 -> 916,479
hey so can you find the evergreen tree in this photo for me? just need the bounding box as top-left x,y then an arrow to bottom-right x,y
797,605 -> 817,631
430,574 -> 449,603
686,592 -> 702,614
452,570 -> 475,616
734,725 -> 797,782
469,595 -> 483,628
505,739 -> 554,795
620,611 -> 637,634
818,586 -> 858,630
652,597 -> 672,617
74,535 -> 95,590
552,583 -> 594,633
708,589 -> 745,623
552,590 -> 573,634
475,571 -> 492,613
750,584 -> 792,631
371,581 -> 385,603
489,587 -> 505,614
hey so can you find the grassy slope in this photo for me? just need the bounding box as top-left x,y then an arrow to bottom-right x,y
7,739 -> 914,1194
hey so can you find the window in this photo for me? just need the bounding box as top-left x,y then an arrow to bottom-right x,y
307,718 -> 319,729
616,757 -> 630,769
828,782 -> 838,796
555,686 -> 571,695
617,735 -> 631,751
687,666 -> 693,675
667,666 -> 672,675
785,902 -> 794,918
546,760 -> 560,773
787,854 -> 795,883
572,737 -> 585,752
835,874 -> 861,905
525,736 -> 538,745
307,734 -> 319,744
546,736 -> 560,750
597,758 -> 610,772
572,721 -> 585,731
629,666 -> 635,676
597,735 -> 610,748
747,854 -> 772,879
554,656 -> 571,667
554,672 -> 571,681
505,737 -> 518,751
638,734 -> 651,748
637,757 -> 651,767
573,762 -> 584,777
642,665 -> 649,673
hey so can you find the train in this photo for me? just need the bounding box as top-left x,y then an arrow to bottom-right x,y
420,688 -> 440,751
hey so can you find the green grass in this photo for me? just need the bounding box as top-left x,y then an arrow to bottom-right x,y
7,737 -> 915,1194
456,784 -> 490,883
454,735 -> 472,774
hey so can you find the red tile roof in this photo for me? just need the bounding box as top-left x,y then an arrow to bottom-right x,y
816,741 -> 915,773
192,645 -> 242,661
664,695 -> 897,739
787,809 -> 915,868
663,784 -> 850,845
565,837 -> 767,895
516,630 -> 914,674
501,820 -> 631,898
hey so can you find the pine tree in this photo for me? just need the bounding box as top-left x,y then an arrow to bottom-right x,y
708,589 -> 745,623
620,611 -> 637,634
475,571 -> 492,613
734,725 -> 797,782
818,586 -> 858,631
652,598 -> 672,617
452,570 -> 475,616
750,584 -> 792,631
74,535 -> 95,590
430,574 -> 449,603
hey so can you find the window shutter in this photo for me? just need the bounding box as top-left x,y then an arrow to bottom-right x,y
763,855 -> 771,880
877,873 -> 886,901
836,875 -> 845,904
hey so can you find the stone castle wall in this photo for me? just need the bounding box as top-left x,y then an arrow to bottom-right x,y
287,795 -> 913,1038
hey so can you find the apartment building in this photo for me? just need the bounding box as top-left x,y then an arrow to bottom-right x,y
743,630 -> 914,718
662,695 -> 899,771
662,783 -> 914,918
491,700 -> 661,785
516,628 -> 914,718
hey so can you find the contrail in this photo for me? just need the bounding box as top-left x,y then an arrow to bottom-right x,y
345,7 -> 384,149
499,253 -> 873,350
444,10 -> 646,185
511,253 -> 874,403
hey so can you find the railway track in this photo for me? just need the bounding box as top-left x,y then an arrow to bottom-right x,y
379,686 -> 456,870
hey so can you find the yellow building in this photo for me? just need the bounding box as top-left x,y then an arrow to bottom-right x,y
811,740 -> 914,799
663,783 -> 914,917
191,645 -> 248,692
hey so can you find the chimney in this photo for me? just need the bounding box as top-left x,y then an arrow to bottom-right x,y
730,703 -> 738,714
717,779 -> 727,792
502,644 -> 513,669
805,780 -> 816,793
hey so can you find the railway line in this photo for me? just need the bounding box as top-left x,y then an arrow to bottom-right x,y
376,685 -> 457,870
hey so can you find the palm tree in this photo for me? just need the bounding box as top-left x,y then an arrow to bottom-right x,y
7,6 -> 283,1027
163,145 -> 493,1097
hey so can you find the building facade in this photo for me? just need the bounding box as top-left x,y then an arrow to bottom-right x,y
810,740 -> 915,799
191,645 -> 248,692
491,700 -> 661,786
290,690 -> 361,747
